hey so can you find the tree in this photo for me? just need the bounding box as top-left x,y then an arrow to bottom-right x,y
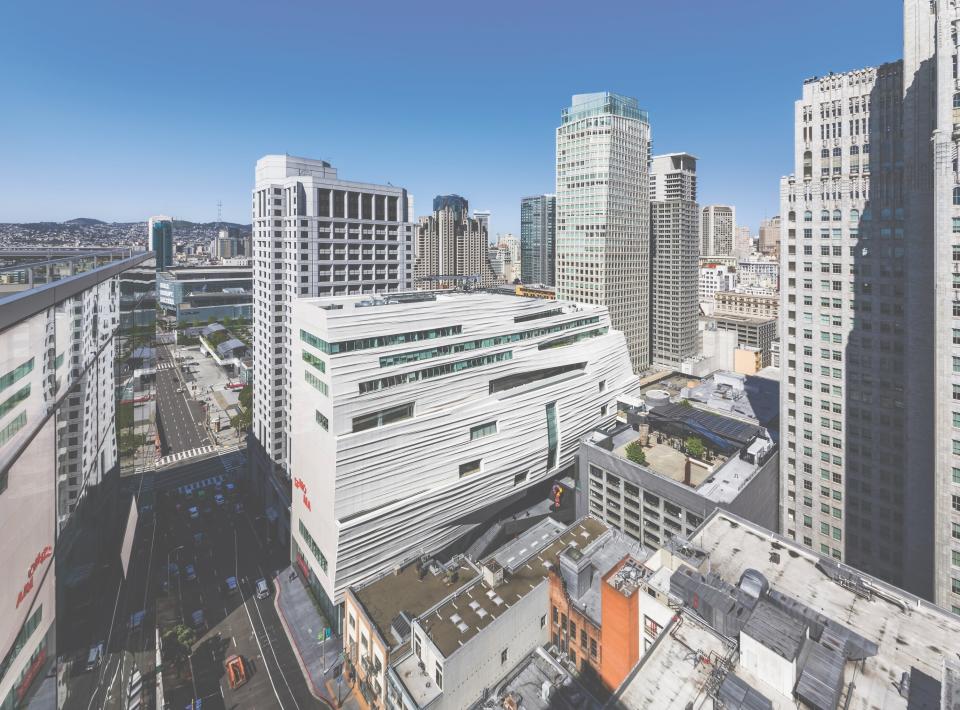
162,624 -> 196,665
625,440 -> 647,466
685,436 -> 706,461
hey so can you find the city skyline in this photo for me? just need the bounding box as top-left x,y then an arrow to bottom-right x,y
0,1 -> 901,233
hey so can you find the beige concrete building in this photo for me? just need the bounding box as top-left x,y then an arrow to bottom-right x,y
715,290 -> 779,321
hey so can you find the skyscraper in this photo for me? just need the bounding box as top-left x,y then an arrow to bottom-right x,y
906,0 -> 954,611
251,155 -> 415,534
779,62 -> 930,594
147,215 -> 174,270
649,153 -> 699,367
700,205 -> 736,257
520,195 -> 556,286
556,92 -> 651,371
414,194 -> 496,288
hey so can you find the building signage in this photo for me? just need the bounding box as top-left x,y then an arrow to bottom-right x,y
16,545 -> 52,608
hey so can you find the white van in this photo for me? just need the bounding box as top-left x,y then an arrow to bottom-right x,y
255,578 -> 270,600
85,642 -> 104,671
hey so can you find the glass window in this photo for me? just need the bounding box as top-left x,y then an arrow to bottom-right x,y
470,421 -> 498,440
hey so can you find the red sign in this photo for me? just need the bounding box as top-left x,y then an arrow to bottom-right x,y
293,478 -> 312,511
16,546 -> 52,608
16,646 -> 47,701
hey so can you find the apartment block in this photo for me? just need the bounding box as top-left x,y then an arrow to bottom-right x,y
251,154 -> 415,537
701,205 -> 735,257
759,215 -> 781,256
556,92 -> 651,371
649,153 -> 699,367
715,290 -> 780,321
289,291 -> 639,621
414,194 -> 495,288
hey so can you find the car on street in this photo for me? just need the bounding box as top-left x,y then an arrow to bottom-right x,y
225,482 -> 236,494
223,576 -> 239,595
185,564 -> 197,582
255,578 -> 270,600
214,493 -> 225,507
234,502 -> 244,514
167,562 -> 179,577
85,642 -> 104,672
129,610 -> 145,631
193,532 -> 203,546
188,506 -> 199,520
191,609 -> 205,629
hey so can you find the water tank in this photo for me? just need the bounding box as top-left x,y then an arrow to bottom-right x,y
644,389 -> 670,408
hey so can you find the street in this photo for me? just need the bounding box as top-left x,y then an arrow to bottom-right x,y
68,453 -> 325,710
156,340 -> 210,456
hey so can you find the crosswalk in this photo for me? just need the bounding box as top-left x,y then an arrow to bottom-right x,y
156,361 -> 176,371
219,450 -> 246,476
176,474 -> 226,495
156,445 -> 217,467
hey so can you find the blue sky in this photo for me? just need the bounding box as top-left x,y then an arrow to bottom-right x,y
0,1 -> 902,235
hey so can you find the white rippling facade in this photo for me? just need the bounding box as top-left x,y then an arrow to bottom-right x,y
289,291 -> 638,619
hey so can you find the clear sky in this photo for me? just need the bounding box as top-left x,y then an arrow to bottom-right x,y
0,1 -> 902,235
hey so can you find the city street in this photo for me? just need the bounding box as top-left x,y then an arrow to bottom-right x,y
156,340 -> 210,456
70,453 -> 325,710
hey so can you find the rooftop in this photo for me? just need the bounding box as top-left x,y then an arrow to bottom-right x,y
615,510 -> 960,709
475,647 -> 603,710
418,517 -> 608,658
353,558 -> 479,647
713,312 -> 777,326
682,370 -> 780,428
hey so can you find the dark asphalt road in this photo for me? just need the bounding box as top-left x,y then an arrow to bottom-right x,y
156,342 -> 209,455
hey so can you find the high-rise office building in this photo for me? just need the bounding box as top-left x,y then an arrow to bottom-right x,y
556,92 -> 651,371
147,215 -> 174,270
289,292 -> 638,619
700,205 -> 735,257
414,194 -> 495,288
649,153 -> 699,367
758,216 -> 781,256
211,226 -> 246,260
779,62 -> 929,594
251,155 -> 415,535
520,195 -> 556,286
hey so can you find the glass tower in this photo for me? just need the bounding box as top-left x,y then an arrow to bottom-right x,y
520,195 -> 556,286
555,93 -> 651,371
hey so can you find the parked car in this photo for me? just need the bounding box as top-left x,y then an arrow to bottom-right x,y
129,610 -> 145,631
234,502 -> 244,514
214,493 -> 226,507
193,532 -> 204,546
191,610 -> 205,629
185,564 -> 197,582
255,578 -> 270,600
223,576 -> 239,595
188,506 -> 199,520
167,562 -> 179,578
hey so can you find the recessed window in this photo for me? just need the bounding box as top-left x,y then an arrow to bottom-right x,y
470,421 -> 497,440
500,648 -> 508,664
514,471 -> 527,486
459,460 -> 482,478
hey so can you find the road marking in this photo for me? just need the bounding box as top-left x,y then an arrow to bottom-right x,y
235,528 -> 287,709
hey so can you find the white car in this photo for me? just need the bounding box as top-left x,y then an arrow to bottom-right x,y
188,506 -> 200,520
214,493 -> 226,507
255,578 -> 270,600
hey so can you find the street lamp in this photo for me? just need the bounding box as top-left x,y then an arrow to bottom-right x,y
166,545 -> 184,593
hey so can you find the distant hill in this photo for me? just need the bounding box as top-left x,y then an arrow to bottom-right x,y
65,218 -> 107,226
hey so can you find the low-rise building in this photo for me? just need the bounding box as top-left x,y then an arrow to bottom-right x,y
578,390 -> 779,550
714,290 -> 779,321
736,256 -> 779,291
713,313 -> 777,368
157,265 -> 252,325
698,263 -> 737,308
612,509 -> 960,710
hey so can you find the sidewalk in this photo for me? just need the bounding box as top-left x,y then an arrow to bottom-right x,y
274,566 -> 361,709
